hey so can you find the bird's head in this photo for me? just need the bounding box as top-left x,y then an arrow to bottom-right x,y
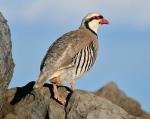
80,12 -> 109,35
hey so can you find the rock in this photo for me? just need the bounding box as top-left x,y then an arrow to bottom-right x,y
142,113 -> 150,119
2,82 -> 140,119
0,12 -> 15,118
66,90 -> 139,119
2,82 -> 69,119
95,82 -> 150,119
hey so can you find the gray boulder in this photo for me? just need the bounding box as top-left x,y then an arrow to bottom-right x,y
0,12 -> 15,118
2,82 -> 140,119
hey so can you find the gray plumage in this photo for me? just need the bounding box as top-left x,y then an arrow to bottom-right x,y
34,29 -> 98,87
33,12 -> 109,98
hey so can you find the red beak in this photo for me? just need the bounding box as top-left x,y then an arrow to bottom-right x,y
99,18 -> 109,25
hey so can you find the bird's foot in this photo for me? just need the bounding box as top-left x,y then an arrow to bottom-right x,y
53,83 -> 66,105
54,94 -> 66,105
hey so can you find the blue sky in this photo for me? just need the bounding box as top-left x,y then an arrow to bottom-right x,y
0,0 -> 150,112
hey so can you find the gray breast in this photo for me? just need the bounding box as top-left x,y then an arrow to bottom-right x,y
73,42 -> 97,78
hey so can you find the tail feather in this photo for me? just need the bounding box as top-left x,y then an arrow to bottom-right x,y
33,72 -> 47,89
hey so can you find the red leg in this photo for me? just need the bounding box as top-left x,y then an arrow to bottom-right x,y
53,83 -> 66,104
53,83 -> 59,99
70,80 -> 75,91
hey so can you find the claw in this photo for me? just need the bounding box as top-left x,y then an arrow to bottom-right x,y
57,97 -> 66,104
53,83 -> 66,105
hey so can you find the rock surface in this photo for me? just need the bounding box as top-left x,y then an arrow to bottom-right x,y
0,12 -> 149,119
66,90 -> 138,119
0,12 -> 15,118
95,82 -> 150,119
2,82 -> 140,119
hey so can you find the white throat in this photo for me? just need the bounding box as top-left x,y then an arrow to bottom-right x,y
88,20 -> 100,33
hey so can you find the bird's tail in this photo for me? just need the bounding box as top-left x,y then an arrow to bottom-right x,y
33,72 -> 48,89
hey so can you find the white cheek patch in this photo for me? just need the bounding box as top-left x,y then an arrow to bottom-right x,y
88,20 -> 100,33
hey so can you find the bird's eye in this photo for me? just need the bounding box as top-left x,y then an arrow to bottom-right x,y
99,15 -> 104,19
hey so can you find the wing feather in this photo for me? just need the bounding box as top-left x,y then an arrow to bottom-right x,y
40,29 -> 97,75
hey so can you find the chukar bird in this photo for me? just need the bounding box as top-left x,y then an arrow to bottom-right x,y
34,12 -> 109,104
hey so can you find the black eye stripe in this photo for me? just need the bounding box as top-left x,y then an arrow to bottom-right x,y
87,15 -> 104,21
99,15 -> 104,19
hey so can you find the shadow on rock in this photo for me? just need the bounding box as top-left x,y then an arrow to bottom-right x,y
10,81 -> 35,105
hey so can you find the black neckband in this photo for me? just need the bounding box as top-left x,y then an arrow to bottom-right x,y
84,18 -> 98,37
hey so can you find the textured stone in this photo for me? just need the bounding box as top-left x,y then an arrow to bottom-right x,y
1,82 -> 141,119
2,82 -> 69,119
95,82 -> 150,118
66,90 -> 140,119
0,12 -> 15,118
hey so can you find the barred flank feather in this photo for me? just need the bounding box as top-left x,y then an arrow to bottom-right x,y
74,42 -> 96,77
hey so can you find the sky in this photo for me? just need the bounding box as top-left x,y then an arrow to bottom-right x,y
0,0 -> 150,112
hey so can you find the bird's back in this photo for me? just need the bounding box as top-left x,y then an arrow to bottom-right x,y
33,28 -> 98,88
40,28 -> 98,75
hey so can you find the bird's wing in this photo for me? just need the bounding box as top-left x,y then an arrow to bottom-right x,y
58,30 -> 97,70
40,29 -> 97,75
34,29 -> 97,88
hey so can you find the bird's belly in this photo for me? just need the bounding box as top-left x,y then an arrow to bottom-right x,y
49,66 -> 88,85
54,67 -> 86,84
